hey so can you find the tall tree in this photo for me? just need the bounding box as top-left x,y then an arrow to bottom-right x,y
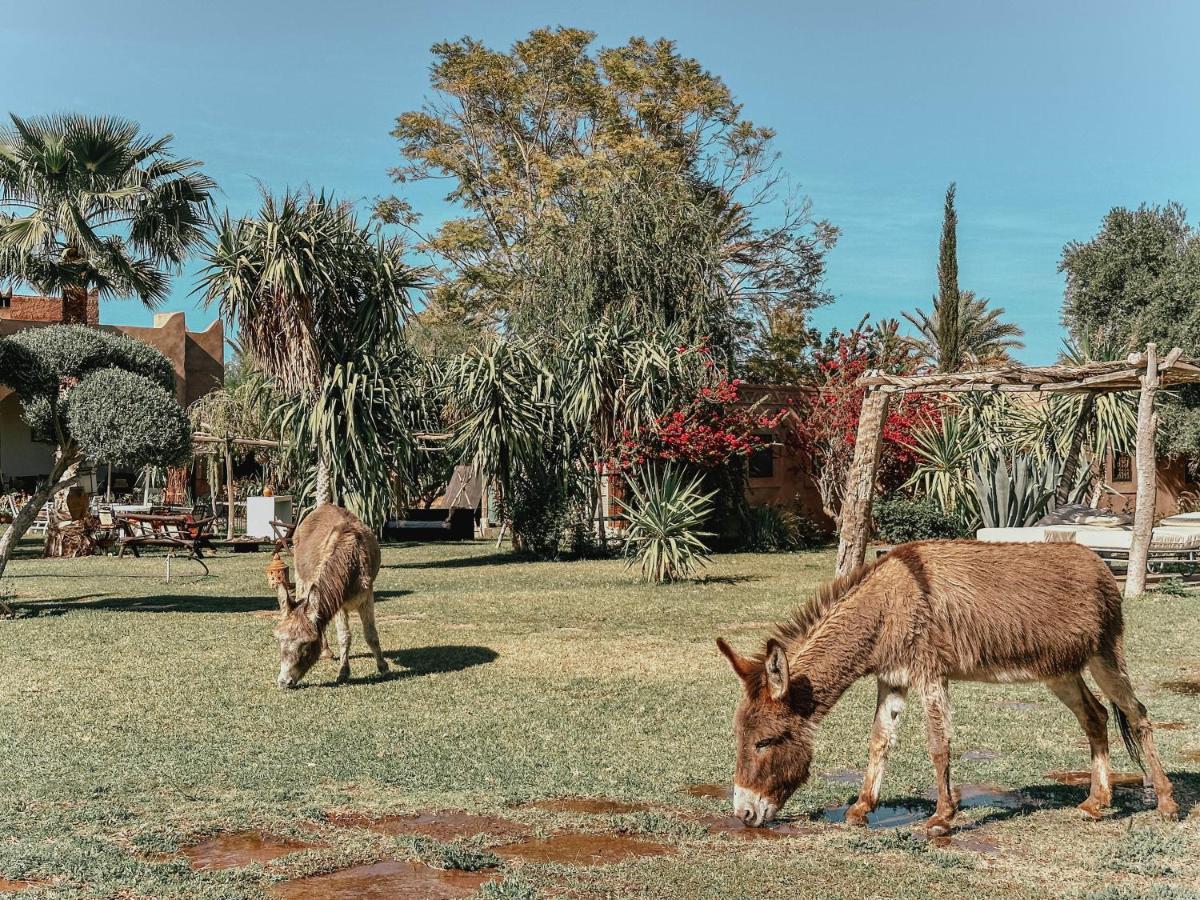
199,191 -> 424,520
933,183 -> 961,371
0,114 -> 214,322
382,28 -> 835,363
1059,202 -> 1200,457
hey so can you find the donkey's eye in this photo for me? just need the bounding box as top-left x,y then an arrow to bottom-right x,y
755,738 -> 777,751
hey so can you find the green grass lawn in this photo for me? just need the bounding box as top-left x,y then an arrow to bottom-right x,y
0,538 -> 1198,899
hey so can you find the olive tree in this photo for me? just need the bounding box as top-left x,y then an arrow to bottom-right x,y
0,324 -> 191,577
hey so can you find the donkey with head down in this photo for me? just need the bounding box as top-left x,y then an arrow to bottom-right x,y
274,504 -> 389,688
717,540 -> 1177,835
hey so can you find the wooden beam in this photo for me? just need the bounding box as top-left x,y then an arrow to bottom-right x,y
1125,344 -> 1159,598
835,388 -> 890,577
225,442 -> 236,542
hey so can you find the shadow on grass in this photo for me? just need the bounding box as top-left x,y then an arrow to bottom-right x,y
299,644 -> 499,689
388,552 -> 514,570
13,589 -> 413,617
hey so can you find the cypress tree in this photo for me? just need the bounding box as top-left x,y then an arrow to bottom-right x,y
935,182 -> 961,372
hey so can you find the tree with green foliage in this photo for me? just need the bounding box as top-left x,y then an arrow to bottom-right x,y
0,114 -> 214,322
200,190 -> 425,525
383,27 -> 836,368
904,184 -> 1023,370
1059,202 -> 1200,457
0,325 -> 191,578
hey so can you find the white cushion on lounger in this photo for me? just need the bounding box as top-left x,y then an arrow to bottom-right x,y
1035,504 -> 1132,527
1158,511 -> 1200,527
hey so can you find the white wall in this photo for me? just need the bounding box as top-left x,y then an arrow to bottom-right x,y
0,393 -> 53,481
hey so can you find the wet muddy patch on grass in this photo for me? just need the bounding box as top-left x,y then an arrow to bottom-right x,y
1155,721 -> 1189,730
177,831 -> 318,870
821,768 -> 864,785
325,809 -> 526,841
525,797 -> 653,815
961,749 -> 1000,761
0,878 -> 35,892
681,783 -> 731,800
271,859 -> 494,899
1162,679 -> 1200,696
823,802 -> 927,829
696,814 -> 817,839
1045,770 -> 1144,788
495,832 -> 673,866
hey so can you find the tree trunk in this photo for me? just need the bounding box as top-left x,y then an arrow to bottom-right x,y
225,443 -> 236,540
0,454 -> 79,581
835,388 -> 891,577
62,284 -> 90,325
1055,394 -> 1095,507
595,452 -> 607,549
1126,344 -> 1159,598
314,454 -> 332,507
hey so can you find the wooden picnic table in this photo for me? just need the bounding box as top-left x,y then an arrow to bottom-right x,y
116,512 -> 216,576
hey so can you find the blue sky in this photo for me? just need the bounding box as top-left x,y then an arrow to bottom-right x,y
2,0 -> 1197,363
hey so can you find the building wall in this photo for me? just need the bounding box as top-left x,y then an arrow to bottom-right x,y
0,292 -> 98,325
1098,451 -> 1200,518
0,393 -> 52,481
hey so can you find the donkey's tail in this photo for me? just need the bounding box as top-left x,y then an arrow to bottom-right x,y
1111,703 -> 1145,772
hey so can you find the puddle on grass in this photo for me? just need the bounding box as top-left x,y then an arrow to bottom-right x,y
1156,721 -> 1189,731
271,859 -> 493,899
821,769 -> 864,785
697,814 -> 817,839
961,749 -> 1000,762
1045,770 -> 1145,788
682,783 -> 732,799
495,832 -> 673,866
927,783 -> 1024,810
1162,680 -> 1200,696
180,832 -> 317,870
525,797 -> 652,815
326,810 -> 525,841
823,803 -> 926,828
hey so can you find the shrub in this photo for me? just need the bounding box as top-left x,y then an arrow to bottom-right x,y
741,504 -> 828,552
873,495 -> 964,544
619,466 -> 715,583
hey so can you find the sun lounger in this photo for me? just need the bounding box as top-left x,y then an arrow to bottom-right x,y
976,523 -> 1200,572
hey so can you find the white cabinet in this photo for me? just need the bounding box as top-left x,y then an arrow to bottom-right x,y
246,495 -> 292,540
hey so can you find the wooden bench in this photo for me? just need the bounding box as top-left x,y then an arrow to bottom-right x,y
116,512 -> 217,576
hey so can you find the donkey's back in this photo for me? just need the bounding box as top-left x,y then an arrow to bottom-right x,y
293,504 -> 381,610
870,540 -> 1124,683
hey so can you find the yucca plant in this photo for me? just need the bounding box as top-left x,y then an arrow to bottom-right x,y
904,414 -> 984,521
619,466 -> 715,584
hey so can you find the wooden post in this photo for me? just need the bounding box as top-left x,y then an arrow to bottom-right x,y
835,388 -> 891,577
1125,344 -> 1159,598
225,442 -> 236,541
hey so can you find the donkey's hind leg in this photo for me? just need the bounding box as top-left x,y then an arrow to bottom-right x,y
334,609 -> 352,683
358,593 -> 389,675
845,681 -> 907,826
919,678 -> 957,836
1046,674 -> 1112,818
1088,654 -> 1178,820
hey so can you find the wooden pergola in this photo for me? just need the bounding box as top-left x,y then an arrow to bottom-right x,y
835,343 -> 1200,597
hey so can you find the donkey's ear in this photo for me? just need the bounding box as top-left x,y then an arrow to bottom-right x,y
764,639 -> 790,701
716,637 -> 754,682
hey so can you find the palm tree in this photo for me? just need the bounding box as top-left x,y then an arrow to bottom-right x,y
0,114 -> 214,322
198,190 -> 423,509
903,290 -> 1025,370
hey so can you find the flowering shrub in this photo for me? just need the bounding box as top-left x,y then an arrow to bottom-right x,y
615,379 -> 786,471
787,325 -> 939,521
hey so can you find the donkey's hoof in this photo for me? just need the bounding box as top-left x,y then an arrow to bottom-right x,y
335,669 -> 350,684
1158,797 -> 1180,821
377,661 -> 390,674
1078,798 -> 1106,820
924,815 -> 952,837
844,802 -> 871,827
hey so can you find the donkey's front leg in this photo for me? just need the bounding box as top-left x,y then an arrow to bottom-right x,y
846,680 -> 907,826
358,594 -> 389,675
334,609 -> 352,683
920,678 -> 957,836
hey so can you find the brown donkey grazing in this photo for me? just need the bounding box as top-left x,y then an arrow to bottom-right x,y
717,540 -> 1178,834
274,505 -> 388,689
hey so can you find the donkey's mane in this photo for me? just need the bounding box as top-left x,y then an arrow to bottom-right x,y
302,528 -> 357,626
758,557 -> 880,661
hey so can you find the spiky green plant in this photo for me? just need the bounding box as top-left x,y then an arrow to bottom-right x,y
904,414 -> 984,520
971,452 -> 1060,528
619,466 -> 715,584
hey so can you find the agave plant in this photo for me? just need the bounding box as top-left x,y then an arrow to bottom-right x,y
971,452 -> 1060,528
619,466 -> 715,584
